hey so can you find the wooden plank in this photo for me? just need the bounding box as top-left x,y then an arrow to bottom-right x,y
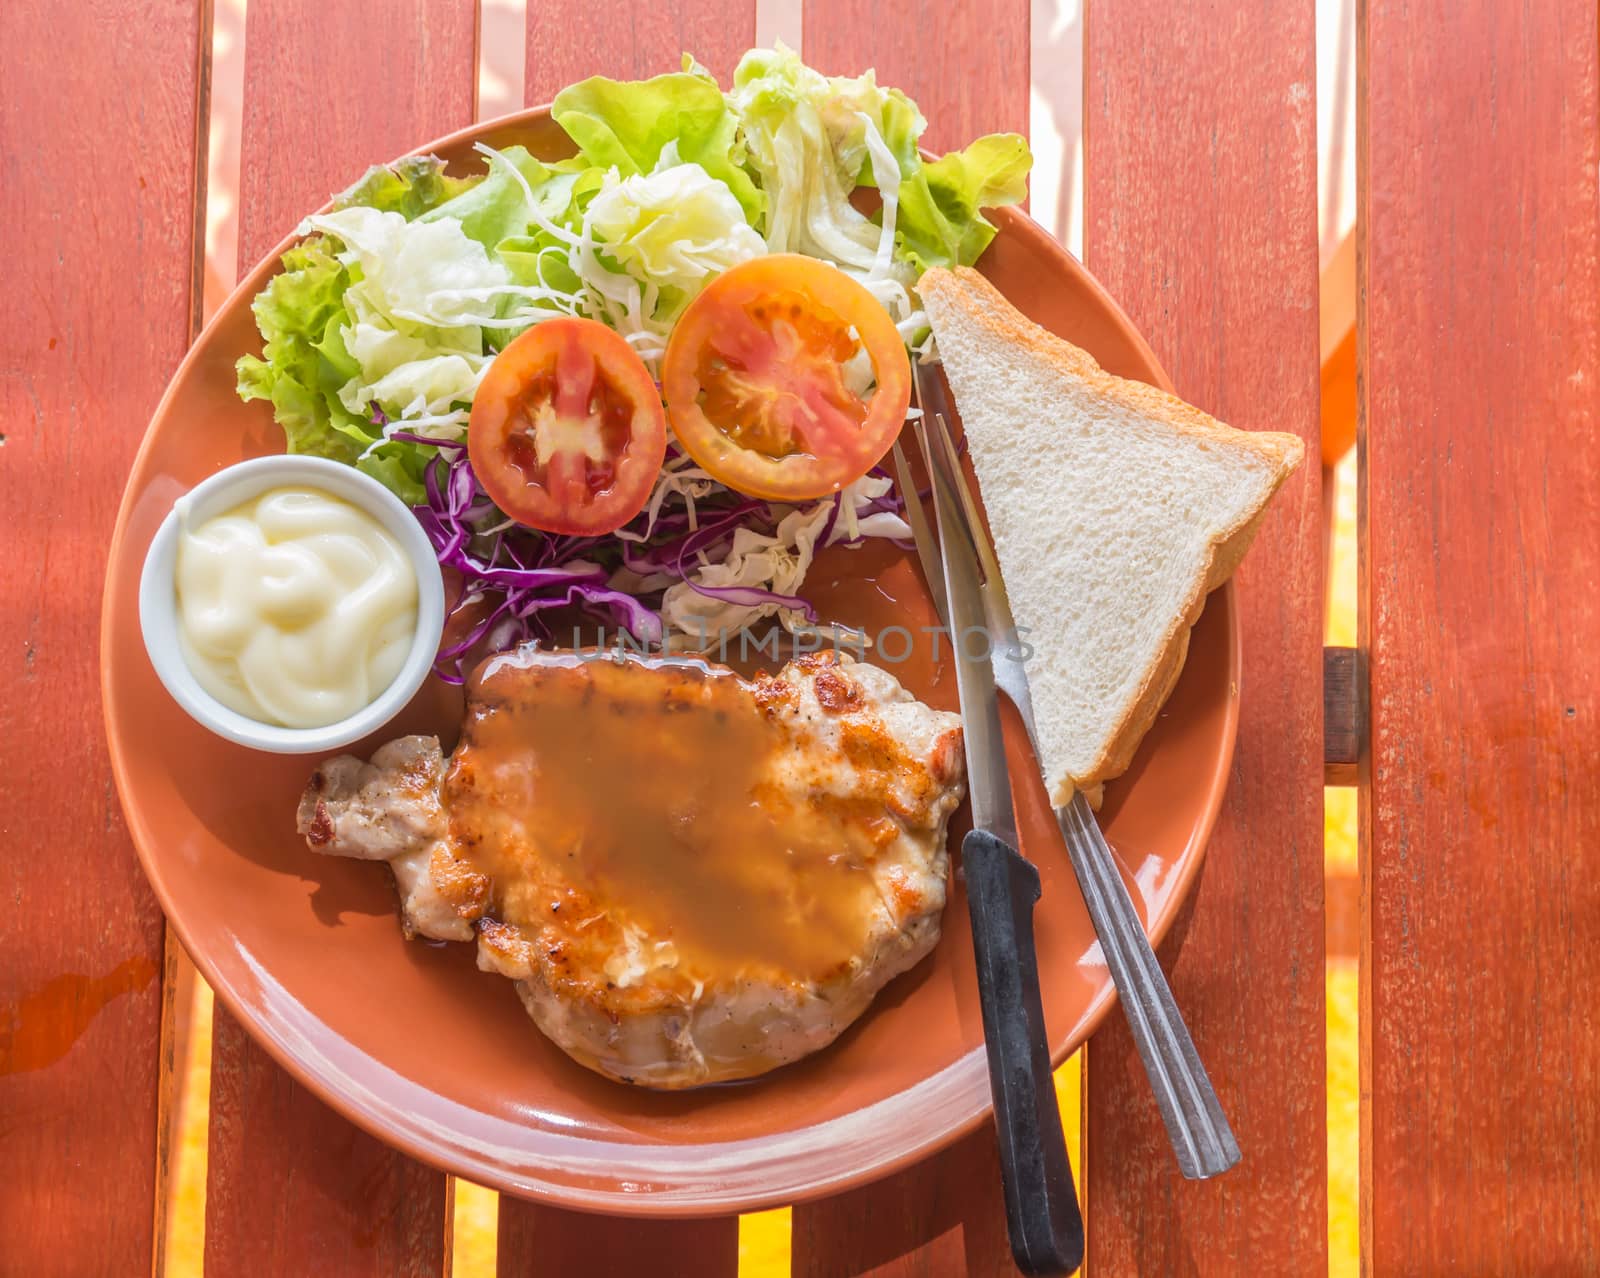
202,2 -> 475,1272
791,1132 -> 1014,1278
206,1017 -> 454,1277
497,1207 -> 737,1278
237,0 -> 479,258
1082,1 -> 1327,1272
789,7 -> 1033,1275
155,929 -> 199,1278
1324,645 -> 1361,784
802,0 -> 1030,153
1359,1 -> 1600,1269
0,0 -> 207,1273
497,10 -> 750,1271
525,2 -> 756,105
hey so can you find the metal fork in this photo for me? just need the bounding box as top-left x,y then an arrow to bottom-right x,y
892,366 -> 1242,1180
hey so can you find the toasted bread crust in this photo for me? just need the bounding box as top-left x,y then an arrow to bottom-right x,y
920,266 -> 1304,804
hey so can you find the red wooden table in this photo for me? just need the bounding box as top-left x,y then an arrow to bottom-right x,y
3,1 -> 1596,1274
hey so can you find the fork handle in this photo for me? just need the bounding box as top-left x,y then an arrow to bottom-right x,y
1057,794 -> 1241,1179
962,828 -> 1085,1276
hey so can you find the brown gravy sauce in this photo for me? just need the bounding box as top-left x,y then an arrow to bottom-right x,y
446,649 -> 891,979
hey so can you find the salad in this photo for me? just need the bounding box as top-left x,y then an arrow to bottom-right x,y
236,44 -> 1030,676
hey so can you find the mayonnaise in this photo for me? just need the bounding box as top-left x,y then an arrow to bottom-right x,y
174,487 -> 418,728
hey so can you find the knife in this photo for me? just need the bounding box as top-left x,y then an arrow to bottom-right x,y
921,413 -> 1085,1276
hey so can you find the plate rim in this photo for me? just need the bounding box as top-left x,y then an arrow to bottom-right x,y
100,104 -> 1240,1217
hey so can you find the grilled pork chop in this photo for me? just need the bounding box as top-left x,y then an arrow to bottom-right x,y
297,649 -> 965,1087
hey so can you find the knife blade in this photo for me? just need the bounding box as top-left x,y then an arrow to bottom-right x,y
920,413 -> 1083,1276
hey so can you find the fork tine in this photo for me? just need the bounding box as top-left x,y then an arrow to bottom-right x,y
929,414 -> 1007,598
912,357 -> 952,429
890,439 -> 948,627
915,413 -> 973,559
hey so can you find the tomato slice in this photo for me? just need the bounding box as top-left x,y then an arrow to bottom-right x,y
469,318 -> 667,536
660,255 -> 912,502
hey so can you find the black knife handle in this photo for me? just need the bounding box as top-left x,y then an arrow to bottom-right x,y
962,828 -> 1084,1275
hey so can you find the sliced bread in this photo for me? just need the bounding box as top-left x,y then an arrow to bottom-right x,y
918,265 -> 1304,805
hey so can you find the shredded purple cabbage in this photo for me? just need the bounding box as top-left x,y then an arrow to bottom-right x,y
684,582 -> 817,614
403,440 -> 906,682
408,448 -> 667,681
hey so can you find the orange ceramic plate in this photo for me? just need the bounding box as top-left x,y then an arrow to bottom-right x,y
100,110 -> 1238,1216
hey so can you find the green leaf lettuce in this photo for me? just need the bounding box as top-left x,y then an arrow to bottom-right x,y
552,69 -> 763,222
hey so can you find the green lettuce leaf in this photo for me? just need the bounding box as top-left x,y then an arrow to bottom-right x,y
859,85 -> 927,188
336,155 -> 478,220
726,44 -> 1030,276
237,200 -> 515,505
496,235 -> 582,296
237,239 -> 375,467
419,145 -> 575,250
894,132 -> 1032,271
236,234 -> 435,503
354,441 -> 433,499
727,45 -> 886,268
552,70 -> 762,222
476,161 -> 603,346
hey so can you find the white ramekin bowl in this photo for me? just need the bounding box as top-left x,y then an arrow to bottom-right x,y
138,455 -> 445,754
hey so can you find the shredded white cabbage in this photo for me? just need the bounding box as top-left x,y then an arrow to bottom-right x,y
656,473 -> 910,645
615,451 -> 722,543
471,144 -> 770,377
301,206 -> 507,451
473,144 -> 664,371
727,46 -> 932,353
586,158 -> 767,303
